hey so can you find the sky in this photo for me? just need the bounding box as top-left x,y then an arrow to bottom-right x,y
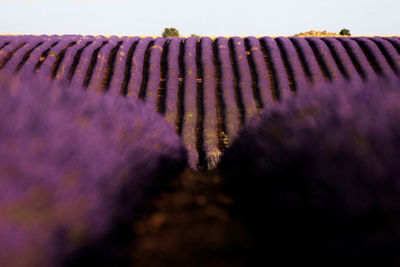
1,0 -> 399,37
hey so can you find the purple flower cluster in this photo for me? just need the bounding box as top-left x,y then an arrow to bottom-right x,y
0,74 -> 187,266
220,78 -> 400,266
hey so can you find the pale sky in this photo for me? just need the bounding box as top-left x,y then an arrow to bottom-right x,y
1,0 -> 399,36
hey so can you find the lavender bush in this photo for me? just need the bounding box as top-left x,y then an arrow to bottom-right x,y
0,74 -> 187,267
220,78 -> 400,266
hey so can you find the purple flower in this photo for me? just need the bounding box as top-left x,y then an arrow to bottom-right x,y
0,74 -> 187,266
220,78 -> 400,266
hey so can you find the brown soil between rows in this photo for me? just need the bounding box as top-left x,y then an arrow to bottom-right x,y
130,168 -> 252,266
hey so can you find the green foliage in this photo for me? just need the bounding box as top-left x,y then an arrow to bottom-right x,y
162,28 -> 180,38
190,34 -> 201,38
339,28 -> 351,36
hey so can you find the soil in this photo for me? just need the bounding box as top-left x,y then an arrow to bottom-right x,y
130,168 -> 252,267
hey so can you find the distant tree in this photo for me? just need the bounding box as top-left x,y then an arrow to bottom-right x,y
339,28 -> 351,36
190,34 -> 201,38
162,28 -> 180,38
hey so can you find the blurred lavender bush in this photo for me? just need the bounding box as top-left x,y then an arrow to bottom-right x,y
0,74 -> 187,267
220,78 -> 400,266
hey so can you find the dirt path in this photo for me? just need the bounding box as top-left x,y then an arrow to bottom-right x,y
130,168 -> 252,266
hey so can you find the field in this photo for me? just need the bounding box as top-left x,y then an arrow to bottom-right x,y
1,35 -> 399,170
1,34 -> 400,266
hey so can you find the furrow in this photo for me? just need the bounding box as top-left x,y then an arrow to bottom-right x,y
275,37 -> 308,92
109,37 -> 139,95
228,38 -> 245,125
212,38 -> 227,152
18,38 -> 58,76
55,38 -> 94,83
289,37 -> 325,87
86,37 -> 121,92
243,39 -> 263,109
181,37 -> 199,170
230,37 -> 259,122
38,38 -> 78,78
51,40 -> 78,79
176,40 -> 186,136
196,39 -> 206,170
321,37 -> 362,83
125,37 -> 153,97
260,37 -> 290,100
0,42 -> 27,70
82,41 -> 108,88
275,38 -> 296,93
33,41 -> 60,72
336,38 -> 378,82
245,37 -> 269,108
69,37 -> 107,87
164,38 -> 182,125
369,37 -> 400,75
136,39 -> 154,99
157,38 -> 172,114
215,37 -> 240,146
386,37 -> 400,55
352,37 -> 396,80
246,37 -> 276,107
141,38 -> 166,110
306,37 -> 343,83
200,37 -> 221,170
2,37 -> 43,74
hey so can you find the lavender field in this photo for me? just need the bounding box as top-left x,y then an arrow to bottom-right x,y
1,34 -> 400,266
1,35 -> 399,170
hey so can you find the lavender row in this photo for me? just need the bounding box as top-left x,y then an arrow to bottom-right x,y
230,37 -> 258,122
0,37 -> 28,70
68,37 -> 109,87
215,37 -> 240,147
0,74 -> 187,266
367,37 -> 400,76
181,37 -> 199,169
321,37 -> 363,84
143,38 -> 167,109
245,37 -> 275,108
108,36 -> 140,95
275,36 -> 309,91
352,37 -> 396,80
0,36 -> 46,75
125,37 -> 153,97
200,37 -> 221,169
86,37 -> 121,93
260,37 -> 291,100
290,36 -> 326,87
305,37 -> 343,83
220,78 -> 400,266
164,38 -> 182,127
337,38 -> 378,82
0,35 -> 399,170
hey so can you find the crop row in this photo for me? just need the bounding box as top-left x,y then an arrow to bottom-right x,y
1,35 -> 399,169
